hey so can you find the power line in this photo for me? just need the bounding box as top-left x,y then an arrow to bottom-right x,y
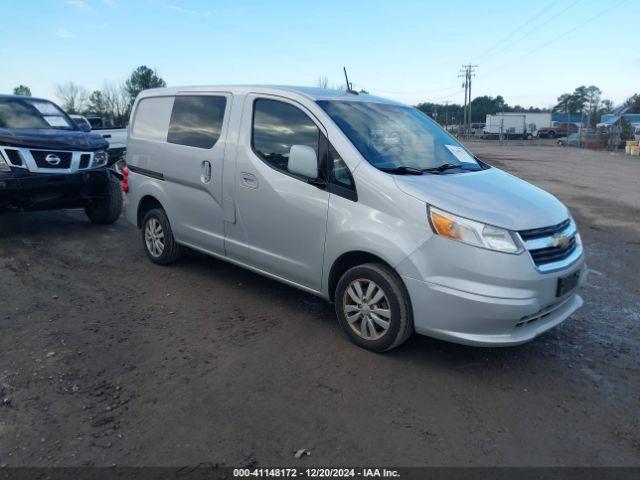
476,0 -> 583,64
368,84 -> 462,95
474,0 -> 558,62
488,0 -> 628,73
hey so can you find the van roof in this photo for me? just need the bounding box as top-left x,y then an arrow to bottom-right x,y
137,85 -> 404,106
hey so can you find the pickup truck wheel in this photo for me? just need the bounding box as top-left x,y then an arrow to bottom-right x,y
547,131 -> 556,139
335,263 -> 413,352
85,174 -> 123,225
141,208 -> 182,265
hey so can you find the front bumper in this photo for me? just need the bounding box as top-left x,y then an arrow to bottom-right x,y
0,169 -> 109,191
397,235 -> 587,346
0,168 -> 112,210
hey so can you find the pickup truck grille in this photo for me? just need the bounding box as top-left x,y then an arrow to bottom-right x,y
31,150 -> 73,169
519,219 -> 580,271
3,149 -> 24,166
79,153 -> 91,169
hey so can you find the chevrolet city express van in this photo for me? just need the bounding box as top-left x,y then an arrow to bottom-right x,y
124,86 -> 586,352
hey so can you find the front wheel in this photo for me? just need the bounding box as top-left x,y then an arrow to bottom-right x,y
141,208 -> 182,265
334,263 -> 413,352
85,173 -> 123,225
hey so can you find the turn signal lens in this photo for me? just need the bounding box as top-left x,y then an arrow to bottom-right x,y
430,212 -> 457,239
428,206 -> 523,254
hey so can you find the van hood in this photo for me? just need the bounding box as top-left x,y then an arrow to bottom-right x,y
0,128 -> 108,151
393,167 -> 568,231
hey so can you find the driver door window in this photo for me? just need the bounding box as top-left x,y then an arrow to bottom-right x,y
252,99 -> 319,177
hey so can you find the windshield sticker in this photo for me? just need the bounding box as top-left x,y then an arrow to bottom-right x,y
30,101 -> 61,115
445,145 -> 477,164
43,116 -> 70,127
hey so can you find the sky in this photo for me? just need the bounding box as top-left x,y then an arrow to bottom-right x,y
0,0 -> 637,109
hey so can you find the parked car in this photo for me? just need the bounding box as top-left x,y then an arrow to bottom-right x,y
124,86 -> 586,352
0,94 -> 122,223
558,130 -> 607,149
556,133 -> 581,146
537,122 -> 579,138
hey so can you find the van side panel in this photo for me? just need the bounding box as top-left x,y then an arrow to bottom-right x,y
126,93 -> 233,256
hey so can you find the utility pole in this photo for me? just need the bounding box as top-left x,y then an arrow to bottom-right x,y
444,100 -> 449,129
459,64 -> 478,137
458,69 -> 468,135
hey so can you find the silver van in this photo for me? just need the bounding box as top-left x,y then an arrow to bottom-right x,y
124,86 -> 586,352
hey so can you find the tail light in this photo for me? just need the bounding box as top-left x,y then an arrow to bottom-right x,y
122,166 -> 129,193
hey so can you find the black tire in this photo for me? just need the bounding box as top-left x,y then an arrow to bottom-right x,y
547,131 -> 556,139
141,208 -> 182,265
85,174 -> 123,225
334,263 -> 413,352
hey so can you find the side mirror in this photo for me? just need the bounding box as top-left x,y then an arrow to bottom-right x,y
80,123 -> 91,132
288,145 -> 318,179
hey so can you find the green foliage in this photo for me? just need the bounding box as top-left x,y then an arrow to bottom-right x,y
125,66 -> 166,106
625,94 -> 640,113
416,95 -> 545,124
553,85 -> 603,126
620,117 -> 633,140
13,85 -> 32,96
87,90 -> 108,117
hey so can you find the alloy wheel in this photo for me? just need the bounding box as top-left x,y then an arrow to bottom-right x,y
343,278 -> 391,340
145,217 -> 165,257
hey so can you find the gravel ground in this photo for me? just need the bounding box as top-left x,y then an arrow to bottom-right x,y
0,142 -> 638,467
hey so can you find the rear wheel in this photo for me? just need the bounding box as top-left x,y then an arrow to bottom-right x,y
335,263 -> 413,352
85,174 -> 123,225
141,208 -> 182,265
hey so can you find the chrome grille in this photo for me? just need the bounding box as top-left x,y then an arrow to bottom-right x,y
3,149 -> 23,166
30,150 -> 73,169
519,219 -> 581,272
79,153 -> 91,169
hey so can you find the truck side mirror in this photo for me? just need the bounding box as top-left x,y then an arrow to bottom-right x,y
288,145 -> 318,179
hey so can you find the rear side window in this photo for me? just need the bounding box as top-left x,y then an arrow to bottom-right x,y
252,99 -> 319,173
167,96 -> 227,149
132,96 -> 173,141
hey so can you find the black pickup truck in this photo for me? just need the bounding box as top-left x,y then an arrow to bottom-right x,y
0,95 -> 122,224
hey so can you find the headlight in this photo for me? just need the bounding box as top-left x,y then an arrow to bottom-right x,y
92,150 -> 109,167
568,212 -> 582,246
428,206 -> 523,254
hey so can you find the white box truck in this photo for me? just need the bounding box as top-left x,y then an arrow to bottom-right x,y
484,112 -> 553,138
484,114 -> 530,139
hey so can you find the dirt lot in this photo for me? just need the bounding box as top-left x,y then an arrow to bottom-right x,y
1,143 -> 639,467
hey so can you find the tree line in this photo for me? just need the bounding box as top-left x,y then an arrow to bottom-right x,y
12,74 -> 640,129
11,66 -> 166,127
417,86 -> 639,127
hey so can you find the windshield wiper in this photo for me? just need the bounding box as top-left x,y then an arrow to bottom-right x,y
379,166 -> 424,175
421,163 -> 462,174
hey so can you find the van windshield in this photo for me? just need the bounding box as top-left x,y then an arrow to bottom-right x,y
0,98 -> 75,130
317,100 -> 482,173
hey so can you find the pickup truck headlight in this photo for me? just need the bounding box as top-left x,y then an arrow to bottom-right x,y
92,150 -> 109,168
428,206 -> 523,254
